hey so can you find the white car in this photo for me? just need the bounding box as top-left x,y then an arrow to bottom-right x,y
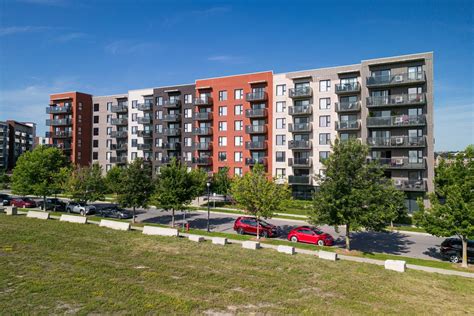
66,202 -> 96,216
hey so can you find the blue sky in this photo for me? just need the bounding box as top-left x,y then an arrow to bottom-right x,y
0,0 -> 472,151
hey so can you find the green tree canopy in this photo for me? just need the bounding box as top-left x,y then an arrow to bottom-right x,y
211,167 -> 233,200
310,138 -> 407,250
105,165 -> 124,199
230,164 -> 291,239
66,163 -> 106,204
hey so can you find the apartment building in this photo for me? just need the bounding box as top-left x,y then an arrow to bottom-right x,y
128,88 -> 154,163
0,122 -> 8,170
0,120 -> 35,171
47,92 -> 93,166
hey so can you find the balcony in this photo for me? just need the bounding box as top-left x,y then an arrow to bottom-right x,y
366,71 -> 426,87
288,175 -> 311,185
245,141 -> 267,150
373,157 -> 426,170
110,156 -> 127,164
137,103 -> 153,111
137,130 -> 153,138
46,105 -> 71,114
289,123 -> 312,133
111,104 -> 128,113
111,143 -> 128,151
335,82 -> 361,95
163,114 -> 181,122
137,143 -> 152,151
288,158 -> 312,167
51,143 -> 72,151
367,136 -> 426,148
366,115 -> 426,128
289,87 -> 312,99
245,108 -> 268,118
111,118 -> 128,125
335,101 -> 361,112
336,120 -> 361,131
163,128 -> 181,136
193,112 -> 213,121
46,131 -> 72,138
245,157 -> 267,165
163,99 -> 181,108
110,130 -> 128,138
245,91 -> 267,102
288,140 -> 312,150
245,125 -> 267,134
192,157 -> 213,165
193,127 -> 213,136
162,142 -> 180,150
193,96 -> 213,106
193,142 -> 212,151
46,118 -> 72,126
289,105 -> 312,116
366,93 -> 426,108
137,117 -> 152,124
395,179 -> 427,192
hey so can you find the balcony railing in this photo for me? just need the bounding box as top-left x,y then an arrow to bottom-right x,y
192,157 -> 213,165
288,175 -> 311,185
163,114 -> 181,122
335,101 -> 361,112
245,91 -> 267,102
288,140 -> 312,150
245,125 -> 267,134
111,118 -> 128,125
288,105 -> 312,116
161,142 -> 180,150
45,131 -> 72,138
137,130 -> 153,138
111,105 -> 128,113
367,136 -> 426,148
289,87 -> 312,99
366,71 -> 426,87
110,156 -> 127,164
163,99 -> 181,108
245,108 -> 268,118
46,105 -> 71,114
395,179 -> 427,192
193,142 -> 212,151
111,143 -> 128,151
163,128 -> 181,136
245,158 -> 267,165
245,141 -> 267,150
288,158 -> 312,167
137,117 -> 152,124
335,82 -> 361,94
137,103 -> 153,111
137,143 -> 152,150
193,112 -> 212,121
336,120 -> 361,131
372,157 -> 426,170
51,143 -> 72,151
193,96 -> 213,106
289,123 -> 312,133
366,93 -> 426,108
366,115 -> 426,128
193,127 -> 213,135
110,130 -> 128,138
46,118 -> 72,126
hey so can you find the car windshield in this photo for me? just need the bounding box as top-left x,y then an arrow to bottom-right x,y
260,220 -> 271,227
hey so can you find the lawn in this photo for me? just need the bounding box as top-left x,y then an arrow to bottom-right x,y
200,198 -> 312,216
1,216 -> 473,314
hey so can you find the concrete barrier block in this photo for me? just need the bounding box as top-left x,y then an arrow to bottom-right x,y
277,245 -> 295,255
6,206 -> 18,216
242,241 -> 260,250
26,210 -> 50,220
142,226 -> 179,237
318,250 -> 338,261
212,237 -> 227,245
384,260 -> 406,272
60,214 -> 87,224
188,235 -> 205,242
99,219 -> 130,231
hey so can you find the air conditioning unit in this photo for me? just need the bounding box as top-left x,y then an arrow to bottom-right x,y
394,75 -> 403,82
395,96 -> 404,103
395,137 -> 404,145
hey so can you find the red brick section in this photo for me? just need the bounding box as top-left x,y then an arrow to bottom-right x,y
195,72 -> 273,177
49,92 -> 93,166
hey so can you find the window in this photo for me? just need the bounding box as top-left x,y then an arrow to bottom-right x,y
106,164 -> 111,172
132,113 -> 137,122
106,127 -> 112,135
78,102 -> 83,111
185,152 -> 192,162
184,137 -> 192,147
319,133 -> 330,145
107,102 -> 112,112
184,108 -> 193,118
184,123 -> 192,133
106,139 -> 112,148
319,115 -> 331,127
132,126 -> 138,135
276,151 -> 286,162
234,152 -> 243,162
276,84 -> 286,96
93,128 -> 99,136
93,152 -> 98,160
319,80 -> 331,92
156,97 -> 163,106
93,140 -> 98,148
276,135 -> 286,146
319,98 -> 330,110
234,136 -> 243,146
276,101 -> 286,113
131,152 -> 137,160
107,114 -> 112,123
234,104 -> 243,115
319,151 -> 329,162
234,167 -> 242,177
218,136 -> 227,146
234,89 -> 243,100
131,139 -> 138,147
184,94 -> 193,104
276,118 -> 286,129
155,124 -> 162,133
219,90 -> 227,101
408,66 -> 423,80
218,121 -> 227,131
156,110 -> 163,119
93,116 -> 99,124
93,103 -> 99,112
218,152 -> 227,161
219,106 -> 227,116
234,120 -> 243,131
132,100 -> 138,109
276,168 -> 286,178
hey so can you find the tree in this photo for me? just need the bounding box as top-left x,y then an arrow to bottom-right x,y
310,138 -> 407,250
11,145 -> 69,209
230,164 -> 291,239
105,165 -> 124,201
0,169 -> 10,189
414,146 -> 474,267
117,158 -> 154,223
212,167 -> 232,202
66,163 -> 106,204
152,158 -> 205,227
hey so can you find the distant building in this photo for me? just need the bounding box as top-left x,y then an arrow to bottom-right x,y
0,120 -> 36,171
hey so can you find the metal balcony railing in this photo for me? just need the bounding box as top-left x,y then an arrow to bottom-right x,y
288,105 -> 312,116
193,112 -> 213,120
366,71 -> 425,87
335,101 -> 361,112
111,118 -> 128,125
366,115 -> 426,128
366,93 -> 426,108
46,105 -> 71,114
245,125 -> 267,134
289,87 -> 312,98
245,91 -> 267,102
245,157 -> 267,165
245,108 -> 268,118
367,136 -> 426,148
288,140 -> 312,150
193,96 -> 213,106
288,158 -> 312,167
289,123 -> 312,133
394,179 -> 427,192
46,118 -> 72,126
288,175 -> 311,185
245,141 -> 267,150
335,82 -> 361,94
336,120 -> 361,131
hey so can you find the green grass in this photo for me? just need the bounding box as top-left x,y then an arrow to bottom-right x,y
0,215 -> 473,314
200,199 -> 312,216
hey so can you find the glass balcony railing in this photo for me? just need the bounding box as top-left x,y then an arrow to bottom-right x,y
289,87 -> 312,99
110,156 -> 127,164
245,108 -> 268,118
162,114 -> 181,122
111,118 -> 128,125
394,179 -> 427,192
111,104 -> 128,113
288,175 -> 311,185
137,103 -> 153,111
245,125 -> 267,134
193,96 -> 213,106
335,101 -> 361,112
110,130 -> 128,138
288,158 -> 312,167
46,105 -> 71,114
137,117 -> 152,124
193,142 -> 212,151
289,123 -> 312,133
137,143 -> 152,151
46,118 -> 72,126
245,141 -> 267,150
163,128 -> 181,136
367,136 -> 426,148
245,157 -> 267,165
163,99 -> 181,107
372,157 -> 426,170
245,91 -> 267,102
288,140 -> 312,150
161,142 -> 180,150
45,131 -> 72,138
137,130 -> 153,138
366,71 -> 425,87
336,120 -> 361,131
366,115 -> 426,128
335,82 -> 361,94
193,127 -> 213,135
193,112 -> 213,121
192,157 -> 212,165
111,143 -> 128,151
288,105 -> 312,116
366,93 -> 426,108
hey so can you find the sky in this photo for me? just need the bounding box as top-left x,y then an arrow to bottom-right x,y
0,0 -> 472,151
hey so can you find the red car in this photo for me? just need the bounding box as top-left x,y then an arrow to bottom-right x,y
233,217 -> 279,238
287,226 -> 334,246
10,197 -> 37,208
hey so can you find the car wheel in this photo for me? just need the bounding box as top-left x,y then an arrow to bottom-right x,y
80,210 -> 85,216
317,240 -> 325,247
449,255 -> 460,263
290,236 -> 298,242
237,228 -> 245,235
261,231 -> 268,238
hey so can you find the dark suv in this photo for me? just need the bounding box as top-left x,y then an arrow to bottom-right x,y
440,238 -> 474,263
38,198 -> 66,212
233,217 -> 279,238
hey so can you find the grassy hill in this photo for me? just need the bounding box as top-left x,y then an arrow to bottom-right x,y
0,215 -> 473,314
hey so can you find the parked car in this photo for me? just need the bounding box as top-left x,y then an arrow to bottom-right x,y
38,198 -> 66,212
440,238 -> 474,263
10,197 -> 37,208
66,202 -> 96,216
233,216 -> 279,238
0,194 -> 12,206
96,206 -> 133,219
287,226 -> 334,246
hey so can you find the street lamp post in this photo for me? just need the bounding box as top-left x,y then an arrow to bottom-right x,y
206,182 -> 211,232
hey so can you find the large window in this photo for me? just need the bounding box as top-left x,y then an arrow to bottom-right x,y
234,104 -> 243,115
234,152 -> 243,162
276,168 -> 286,178
319,98 -> 330,110
276,84 -> 286,96
234,136 -> 243,146
218,121 -> 227,131
276,135 -> 286,146
276,101 -> 286,113
218,106 -> 227,116
319,133 -> 330,145
276,118 -> 286,129
218,136 -> 227,147
218,152 -> 227,162
319,80 -> 331,92
276,151 -> 286,162
319,115 -> 331,127
234,89 -> 243,100
234,120 -> 243,131
219,90 -> 227,101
